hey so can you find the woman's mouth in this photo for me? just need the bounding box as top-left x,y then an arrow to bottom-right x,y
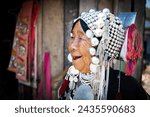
73,56 -> 82,60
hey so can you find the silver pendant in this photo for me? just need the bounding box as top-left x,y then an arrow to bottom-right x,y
69,81 -> 75,90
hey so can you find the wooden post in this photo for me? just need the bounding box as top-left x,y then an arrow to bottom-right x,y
42,0 -> 64,78
113,0 -> 119,14
133,0 -> 146,82
97,0 -> 113,12
113,0 -> 131,15
64,0 -> 79,67
79,0 -> 98,14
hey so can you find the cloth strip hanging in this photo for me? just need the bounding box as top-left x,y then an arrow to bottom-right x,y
30,1 -> 39,80
38,52 -> 52,100
8,0 -> 33,81
98,61 -> 105,100
125,24 -> 143,75
8,0 -> 39,84
104,61 -> 110,99
18,1 -> 39,87
16,0 -> 33,81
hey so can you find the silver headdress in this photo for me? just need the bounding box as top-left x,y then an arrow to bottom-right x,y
78,8 -> 124,59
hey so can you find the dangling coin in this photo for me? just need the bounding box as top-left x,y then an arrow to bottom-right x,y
73,77 -> 78,82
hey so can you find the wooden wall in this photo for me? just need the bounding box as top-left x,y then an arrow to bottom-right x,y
113,0 -> 131,14
36,0 -> 64,99
37,0 -> 64,79
79,0 -> 98,13
133,0 -> 146,81
98,0 -> 113,12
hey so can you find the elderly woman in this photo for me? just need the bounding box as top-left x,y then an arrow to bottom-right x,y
58,9 -> 149,100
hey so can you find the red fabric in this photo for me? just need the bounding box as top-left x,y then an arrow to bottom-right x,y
59,79 -> 69,97
8,1 -> 39,83
16,0 -> 33,81
38,52 -> 52,100
125,24 -> 143,75
30,2 -> 39,76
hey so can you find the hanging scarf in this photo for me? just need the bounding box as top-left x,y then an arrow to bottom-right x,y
16,0 -> 33,81
125,24 -> 143,75
38,52 -> 52,100
59,79 -> 70,98
30,1 -> 39,80
8,0 -> 39,82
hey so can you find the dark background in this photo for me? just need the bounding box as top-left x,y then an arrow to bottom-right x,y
0,0 -> 25,99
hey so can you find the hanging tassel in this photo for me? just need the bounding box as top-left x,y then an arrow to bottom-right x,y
98,61 -> 105,100
90,66 -> 101,95
38,52 -> 52,100
104,60 -> 110,99
125,24 -> 143,76
115,59 -> 123,100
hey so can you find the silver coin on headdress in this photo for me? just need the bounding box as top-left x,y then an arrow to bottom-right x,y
90,63 -> 98,73
67,53 -> 72,62
91,37 -> 99,46
89,9 -> 95,13
68,65 -> 79,75
86,29 -> 94,38
89,47 -> 96,56
102,8 -> 110,14
91,56 -> 100,65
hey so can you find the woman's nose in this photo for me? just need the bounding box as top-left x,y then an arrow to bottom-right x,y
71,37 -> 80,50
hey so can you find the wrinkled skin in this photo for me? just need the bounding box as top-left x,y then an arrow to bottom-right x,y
68,20 -> 92,73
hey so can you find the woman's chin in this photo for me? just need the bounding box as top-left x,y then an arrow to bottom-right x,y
73,64 -> 90,74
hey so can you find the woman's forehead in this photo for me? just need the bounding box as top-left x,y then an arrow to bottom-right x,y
72,19 -> 90,33
72,21 -> 85,35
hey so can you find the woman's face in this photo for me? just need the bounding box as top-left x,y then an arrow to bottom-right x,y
68,20 -> 92,73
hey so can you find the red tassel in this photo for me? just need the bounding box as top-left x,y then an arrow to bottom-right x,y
125,24 -> 143,76
38,52 -> 52,100
59,79 -> 69,97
